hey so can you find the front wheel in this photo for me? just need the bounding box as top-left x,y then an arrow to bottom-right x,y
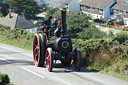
73,47 -> 82,71
46,48 -> 54,72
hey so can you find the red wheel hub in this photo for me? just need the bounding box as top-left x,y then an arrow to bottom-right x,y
46,50 -> 50,70
73,47 -> 82,71
33,35 -> 39,65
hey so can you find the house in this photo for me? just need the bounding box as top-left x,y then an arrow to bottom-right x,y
79,0 -> 116,21
68,0 -> 82,13
0,13 -> 37,32
111,0 -> 128,26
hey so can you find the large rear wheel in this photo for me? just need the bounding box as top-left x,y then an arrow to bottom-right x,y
33,34 -> 46,67
39,34 -> 46,66
73,47 -> 82,71
46,48 -> 54,72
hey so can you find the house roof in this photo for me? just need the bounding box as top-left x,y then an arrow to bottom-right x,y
80,0 -> 114,9
0,13 -> 18,29
0,13 -> 36,29
15,15 -> 36,29
112,0 -> 128,11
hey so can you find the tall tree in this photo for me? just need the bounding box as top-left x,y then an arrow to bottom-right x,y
9,0 -> 39,18
0,0 -> 9,16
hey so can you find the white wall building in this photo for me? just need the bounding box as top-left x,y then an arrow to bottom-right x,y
68,0 -> 82,13
80,0 -> 116,21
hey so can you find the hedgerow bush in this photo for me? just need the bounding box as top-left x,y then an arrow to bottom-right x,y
77,24 -> 106,39
0,24 -> 34,50
114,31 -> 128,44
72,38 -> 128,80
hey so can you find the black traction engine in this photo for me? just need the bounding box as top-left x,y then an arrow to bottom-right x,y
33,8 -> 82,72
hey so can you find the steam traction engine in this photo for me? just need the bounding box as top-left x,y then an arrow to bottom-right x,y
33,8 -> 82,72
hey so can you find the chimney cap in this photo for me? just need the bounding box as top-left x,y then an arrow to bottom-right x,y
60,8 -> 67,11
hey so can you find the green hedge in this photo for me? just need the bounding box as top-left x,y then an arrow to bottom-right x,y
72,38 -> 128,81
0,25 -> 34,51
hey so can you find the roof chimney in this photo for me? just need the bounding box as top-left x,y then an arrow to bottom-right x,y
8,13 -> 12,19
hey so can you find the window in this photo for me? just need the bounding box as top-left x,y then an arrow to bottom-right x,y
110,9 -> 113,12
124,11 -> 127,14
119,10 -> 123,14
87,6 -> 90,10
114,9 -> 118,12
95,8 -> 99,10
99,9 -> 103,13
80,5 -> 84,7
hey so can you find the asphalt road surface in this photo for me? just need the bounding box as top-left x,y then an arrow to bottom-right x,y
0,43 -> 128,85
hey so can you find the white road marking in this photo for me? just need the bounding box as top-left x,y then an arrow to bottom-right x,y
20,66 -> 45,78
0,58 -> 12,63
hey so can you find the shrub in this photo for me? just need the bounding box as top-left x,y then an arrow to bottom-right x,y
125,40 -> 128,44
115,32 -> 128,44
77,27 -> 106,39
0,73 -> 10,85
108,30 -> 114,37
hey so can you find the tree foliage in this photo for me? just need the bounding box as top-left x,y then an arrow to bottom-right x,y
0,0 -> 9,16
77,24 -> 106,39
45,7 -> 60,19
8,0 -> 39,18
115,32 -> 128,44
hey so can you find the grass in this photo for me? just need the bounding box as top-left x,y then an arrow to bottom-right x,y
101,60 -> 128,81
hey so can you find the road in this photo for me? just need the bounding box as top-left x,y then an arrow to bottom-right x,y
0,43 -> 128,85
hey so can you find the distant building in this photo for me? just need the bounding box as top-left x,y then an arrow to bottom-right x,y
111,0 -> 128,26
68,0 -> 82,13
0,13 -> 37,32
80,0 -> 116,21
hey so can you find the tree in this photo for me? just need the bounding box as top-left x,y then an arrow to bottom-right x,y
9,0 -> 39,18
77,26 -> 106,39
45,7 -> 60,19
66,11 -> 91,37
0,0 -> 9,16
52,10 -> 91,37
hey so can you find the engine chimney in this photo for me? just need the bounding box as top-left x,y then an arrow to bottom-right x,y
60,8 -> 67,36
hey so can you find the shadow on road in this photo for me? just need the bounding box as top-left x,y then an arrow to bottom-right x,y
0,52 -> 31,54
52,62 -> 97,73
0,58 -> 34,66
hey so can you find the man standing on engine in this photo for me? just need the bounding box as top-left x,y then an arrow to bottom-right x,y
44,16 -> 53,26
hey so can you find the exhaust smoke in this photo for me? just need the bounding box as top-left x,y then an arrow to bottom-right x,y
35,0 -> 67,8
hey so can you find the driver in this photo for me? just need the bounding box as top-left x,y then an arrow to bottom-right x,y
43,16 -> 53,39
44,16 -> 53,28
